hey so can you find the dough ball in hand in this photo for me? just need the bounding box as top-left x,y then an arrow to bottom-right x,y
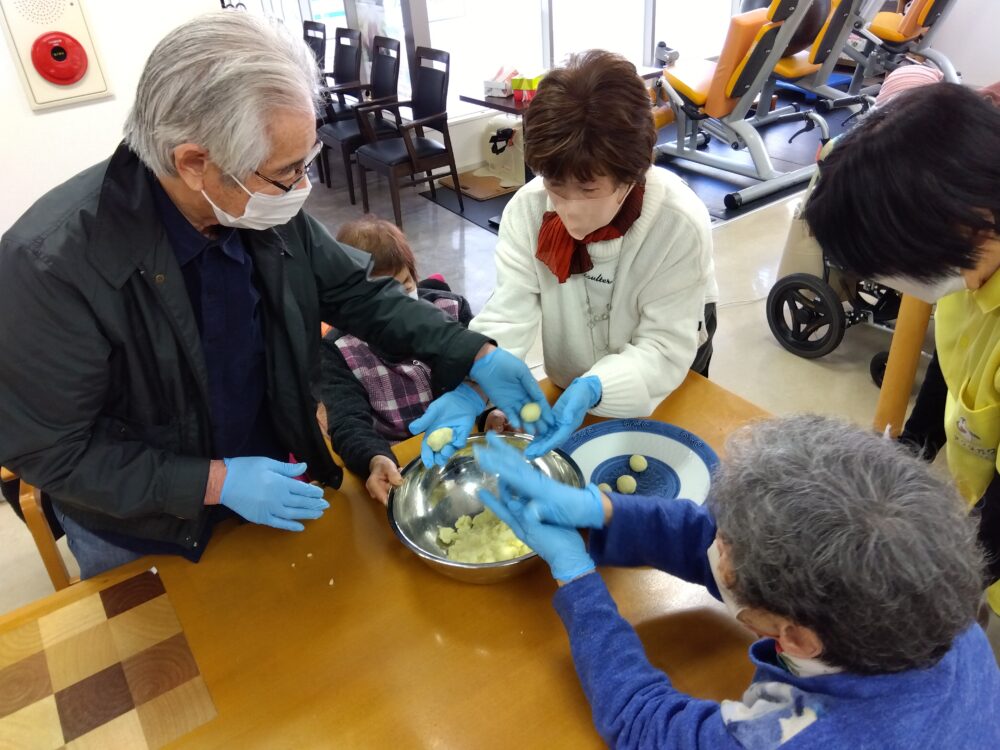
520,402 -> 542,424
427,427 -> 454,452
597,483 -> 613,494
629,454 -> 648,472
616,475 -> 637,494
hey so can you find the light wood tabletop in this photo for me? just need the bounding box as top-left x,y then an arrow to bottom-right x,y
0,372 -> 769,748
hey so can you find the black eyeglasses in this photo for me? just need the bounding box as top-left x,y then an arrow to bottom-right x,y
253,141 -> 322,193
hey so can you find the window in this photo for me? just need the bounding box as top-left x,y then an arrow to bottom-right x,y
356,0 -> 410,98
551,0 -> 645,65
654,0 -> 732,63
310,0 -> 346,27
427,0 -> 546,117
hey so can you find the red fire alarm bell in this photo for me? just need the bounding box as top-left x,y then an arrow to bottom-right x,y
31,31 -> 88,85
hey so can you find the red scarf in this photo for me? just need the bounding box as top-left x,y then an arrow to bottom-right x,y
535,183 -> 645,284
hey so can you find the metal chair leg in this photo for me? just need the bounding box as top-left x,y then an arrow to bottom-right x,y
359,164 -> 370,213
342,145 -> 357,205
448,160 -> 465,213
389,177 -> 403,228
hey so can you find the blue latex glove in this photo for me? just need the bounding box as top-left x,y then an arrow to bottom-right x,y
469,348 -> 554,434
524,376 -> 602,458
478,475 -> 595,581
220,457 -> 329,531
409,383 -> 485,468
475,431 -> 605,528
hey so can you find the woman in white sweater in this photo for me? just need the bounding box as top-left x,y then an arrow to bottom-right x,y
412,50 -> 717,463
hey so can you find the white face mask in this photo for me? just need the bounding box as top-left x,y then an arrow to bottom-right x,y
547,184 -> 632,241
406,288 -> 419,300
707,539 -> 747,621
707,540 -> 841,677
203,176 -> 312,231
875,271 -> 967,303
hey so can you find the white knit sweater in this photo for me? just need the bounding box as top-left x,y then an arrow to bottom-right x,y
471,166 -> 718,418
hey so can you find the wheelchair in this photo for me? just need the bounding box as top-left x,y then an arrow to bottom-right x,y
765,196 -> 902,386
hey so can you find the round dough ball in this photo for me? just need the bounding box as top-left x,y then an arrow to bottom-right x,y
520,401 -> 542,424
629,454 -> 648,473
616,475 -> 637,494
426,427 -> 454,452
597,483 -> 613,494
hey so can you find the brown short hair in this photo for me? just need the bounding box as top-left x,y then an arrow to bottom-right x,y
524,50 -> 655,185
335,215 -> 418,281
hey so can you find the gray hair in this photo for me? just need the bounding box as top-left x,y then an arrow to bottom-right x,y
123,12 -> 318,179
708,414 -> 983,674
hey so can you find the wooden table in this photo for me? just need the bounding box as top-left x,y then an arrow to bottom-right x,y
0,373 -> 767,748
872,294 -> 933,437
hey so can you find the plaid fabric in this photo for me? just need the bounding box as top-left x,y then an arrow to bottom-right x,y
335,297 -> 461,441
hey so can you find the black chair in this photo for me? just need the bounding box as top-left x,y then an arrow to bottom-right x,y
320,28 -> 364,124
355,47 -> 464,228
303,20 -> 326,67
317,36 -> 401,204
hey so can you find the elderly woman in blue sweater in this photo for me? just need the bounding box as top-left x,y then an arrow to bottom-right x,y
474,415 -> 1000,749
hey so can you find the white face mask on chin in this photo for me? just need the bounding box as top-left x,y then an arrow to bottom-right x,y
706,540 -> 841,678
547,184 -> 632,241
203,175 -> 312,231
875,271 -> 967,304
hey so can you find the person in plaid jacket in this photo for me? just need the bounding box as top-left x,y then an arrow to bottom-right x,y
321,216 -> 487,504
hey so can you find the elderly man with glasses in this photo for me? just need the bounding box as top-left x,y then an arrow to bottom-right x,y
0,12 -> 547,578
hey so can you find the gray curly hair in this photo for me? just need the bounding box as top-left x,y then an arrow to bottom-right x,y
708,414 -> 983,674
124,12 -> 318,179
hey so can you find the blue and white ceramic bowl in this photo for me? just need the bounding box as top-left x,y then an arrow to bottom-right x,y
561,419 -> 718,503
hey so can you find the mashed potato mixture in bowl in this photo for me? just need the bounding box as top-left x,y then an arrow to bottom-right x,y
388,433 -> 584,584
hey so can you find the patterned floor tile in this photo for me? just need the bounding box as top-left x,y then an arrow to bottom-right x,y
99,571 -> 166,619
37,596 -> 106,649
0,651 -> 51,719
0,694 -> 63,750
107,595 -> 181,661
136,676 -> 216,749
122,632 -> 198,706
64,709 -> 148,750
54,663 -> 134,743
45,622 -> 118,693
0,620 -> 42,672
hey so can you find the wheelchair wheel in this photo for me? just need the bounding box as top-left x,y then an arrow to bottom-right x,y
870,350 -> 889,387
766,273 -> 846,358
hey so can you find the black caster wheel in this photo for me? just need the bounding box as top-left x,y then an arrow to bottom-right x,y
870,350 -> 889,387
766,273 -> 847,359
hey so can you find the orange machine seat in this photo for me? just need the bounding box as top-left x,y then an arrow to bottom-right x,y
773,50 -> 822,79
665,8 -> 771,119
869,0 -> 935,44
870,11 -> 915,42
663,58 -> 716,106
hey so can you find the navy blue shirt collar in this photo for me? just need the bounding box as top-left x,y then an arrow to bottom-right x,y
150,177 -> 243,266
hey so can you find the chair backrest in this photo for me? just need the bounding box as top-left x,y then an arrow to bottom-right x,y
703,8 -> 770,117
332,27 -> 362,83
886,0 -> 957,40
808,0 -> 857,65
702,0 -> 817,118
370,36 -> 401,101
915,0 -> 953,31
411,47 -> 450,130
303,20 -> 326,67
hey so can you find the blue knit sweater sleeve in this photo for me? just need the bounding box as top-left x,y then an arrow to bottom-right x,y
589,495 -> 721,598
553,574 -> 739,749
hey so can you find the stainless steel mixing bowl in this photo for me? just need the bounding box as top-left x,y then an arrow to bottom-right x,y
387,432 -> 584,584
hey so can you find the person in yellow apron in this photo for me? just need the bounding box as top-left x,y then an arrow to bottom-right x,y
803,82 -> 1000,614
